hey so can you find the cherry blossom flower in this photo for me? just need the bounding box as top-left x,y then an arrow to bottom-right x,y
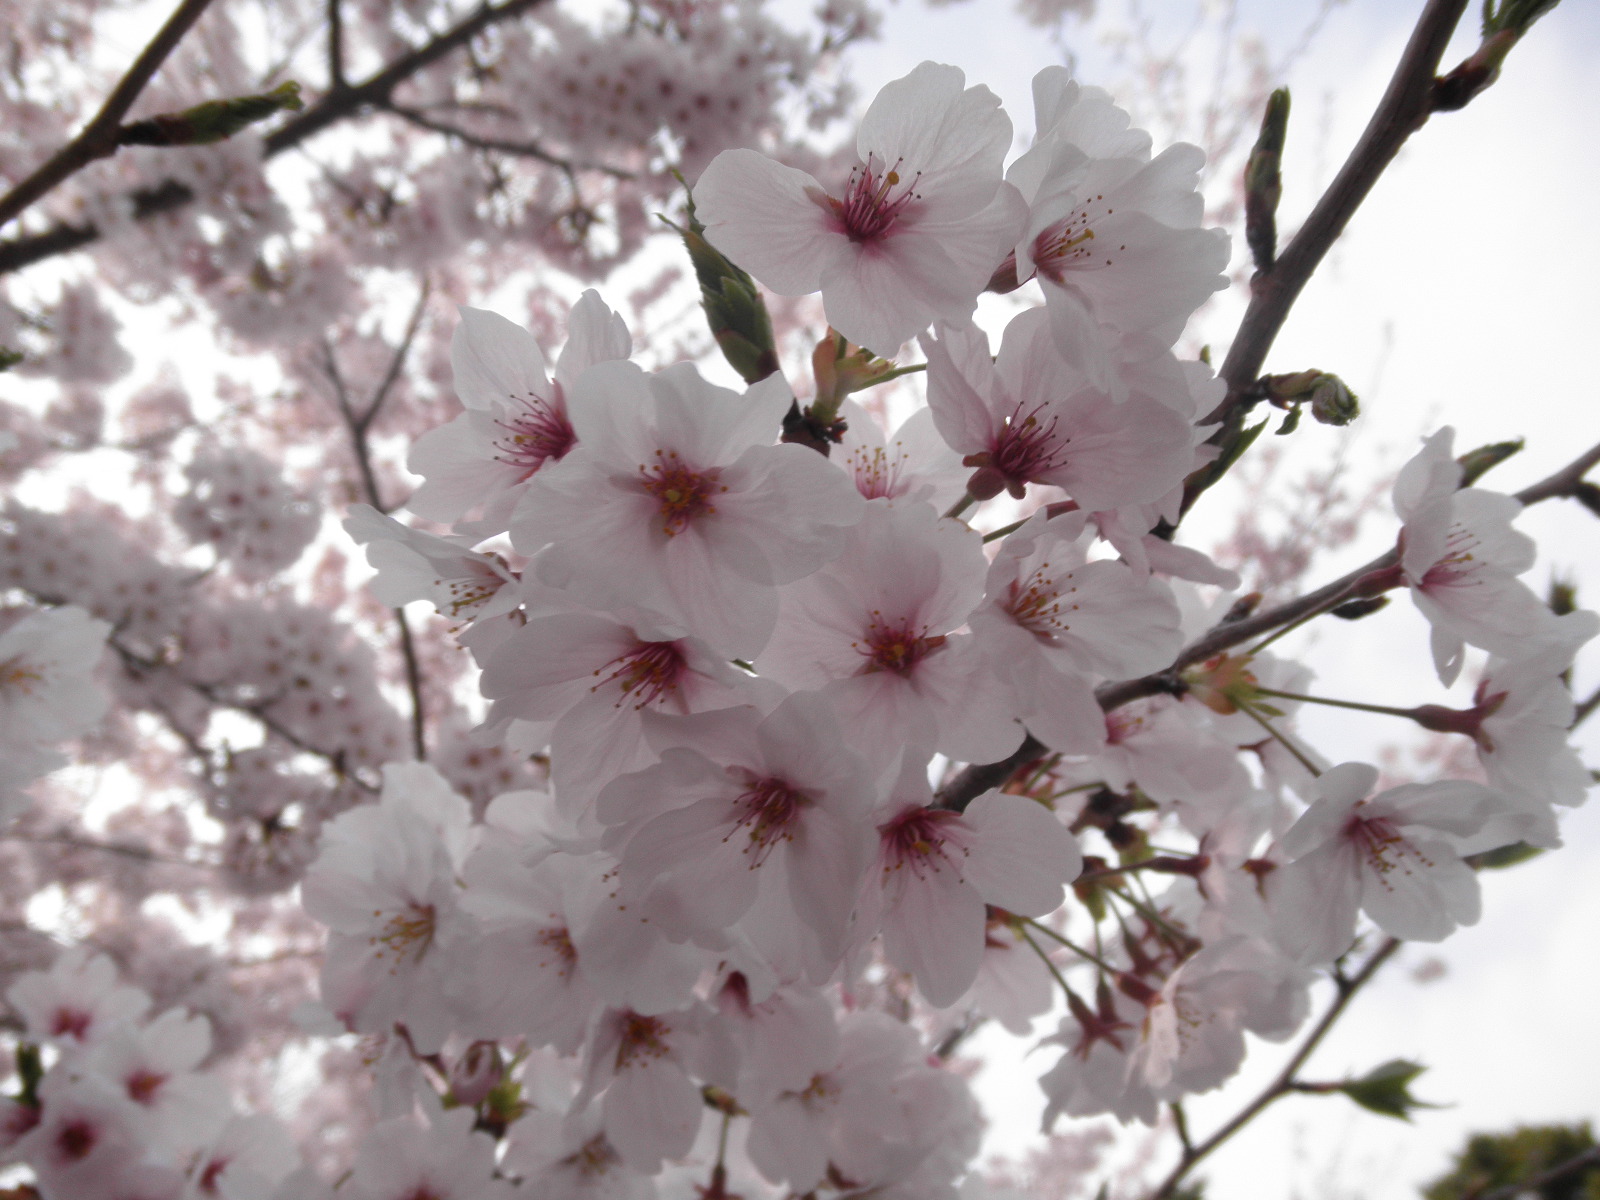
342,1109 -> 513,1200
971,511 -> 1183,752
575,1005 -> 707,1172
694,61 -> 1026,354
343,504 -> 520,627
6,948 -> 151,1049
760,500 -> 1023,771
1004,66 -> 1228,381
859,767 -> 1082,1007
920,311 -> 1194,505
474,607 -> 761,813
1393,427 -> 1557,684
1270,762 -> 1498,963
299,763 -> 478,1052
407,292 -> 632,531
833,399 -> 966,508
511,361 -> 864,658
0,602 -> 111,750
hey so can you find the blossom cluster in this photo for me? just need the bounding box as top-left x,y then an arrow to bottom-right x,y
282,58 -> 1594,1196
0,605 -> 110,825
0,950 -> 299,1200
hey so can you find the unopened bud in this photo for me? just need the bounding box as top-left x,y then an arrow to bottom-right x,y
1456,438 -> 1523,486
663,189 -> 779,385
1336,1059 -> 1441,1121
1245,88 -> 1290,271
448,1040 -> 503,1108
118,81 -> 304,148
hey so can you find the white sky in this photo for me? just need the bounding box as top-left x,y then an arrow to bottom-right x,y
829,0 -> 1600,1194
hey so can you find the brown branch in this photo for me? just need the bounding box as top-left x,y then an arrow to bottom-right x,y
322,283 -> 434,762
0,0 -> 551,275
328,0 -> 348,91
1210,0 -> 1468,424
939,434 -> 1600,812
1145,937 -> 1402,1200
1572,684 -> 1600,731
383,102 -> 636,179
1512,438 -> 1600,507
0,0 -> 218,232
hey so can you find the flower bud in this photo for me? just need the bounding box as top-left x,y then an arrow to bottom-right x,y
448,1040 -> 503,1109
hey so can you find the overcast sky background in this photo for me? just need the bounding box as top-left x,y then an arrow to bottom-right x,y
813,0 -> 1600,1194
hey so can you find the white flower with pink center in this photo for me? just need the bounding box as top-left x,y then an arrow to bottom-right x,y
596,693 -> 876,966
1393,427 -> 1557,684
475,609 -> 761,812
971,511 -> 1183,752
920,311 -> 1194,506
510,360 -> 864,658
1270,761 -> 1498,964
407,292 -> 632,532
6,948 -> 150,1049
859,766 -> 1082,1007
299,763 -> 478,1053
834,399 -> 966,508
693,61 -> 1026,355
761,501 -> 1022,772
343,504 -> 520,627
575,1006 -> 706,1173
342,1108 -> 513,1200
1004,67 -> 1228,383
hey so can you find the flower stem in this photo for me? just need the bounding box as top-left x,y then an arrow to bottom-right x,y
1018,923 -> 1076,999
1255,686 -> 1420,721
1023,917 -> 1117,973
944,492 -> 977,520
1237,701 -> 1322,777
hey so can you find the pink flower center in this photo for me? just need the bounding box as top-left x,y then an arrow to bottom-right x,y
126,1068 -> 167,1105
566,1134 -> 622,1178
827,154 -> 921,243
493,385 -> 575,479
372,901 -> 437,966
638,449 -> 725,536
50,1006 -> 92,1040
878,805 -> 967,879
728,775 -> 808,863
1343,807 -> 1426,883
1004,564 -> 1080,641
1031,195 -> 1122,281
56,1117 -> 97,1162
535,925 -> 578,977
593,640 -> 686,709
1420,525 -> 1483,590
855,614 -> 945,676
966,401 -> 1069,497
615,1012 -> 672,1071
845,443 -> 909,500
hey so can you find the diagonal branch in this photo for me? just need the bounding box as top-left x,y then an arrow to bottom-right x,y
938,433 -> 1600,811
0,0 -> 219,232
0,0 -> 552,275
383,101 -> 637,179
1144,937 -> 1402,1200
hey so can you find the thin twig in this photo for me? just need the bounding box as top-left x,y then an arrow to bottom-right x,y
323,285 -> 434,761
0,0 -> 552,274
939,426 -> 1600,811
0,0 -> 219,231
327,0 -> 347,91
383,102 -> 636,179
1207,0 -> 1469,426
1146,937 -> 1402,1200
1572,684 -> 1600,731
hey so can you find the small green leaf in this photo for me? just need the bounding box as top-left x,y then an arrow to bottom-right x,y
1338,1059 -> 1442,1121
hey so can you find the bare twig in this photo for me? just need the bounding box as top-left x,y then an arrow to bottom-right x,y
1145,937 -> 1402,1200
940,432 -> 1600,812
322,284 -> 434,762
1572,685 -> 1600,731
0,0 -> 552,274
0,0 -> 219,231
328,0 -> 348,91
383,102 -> 636,179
